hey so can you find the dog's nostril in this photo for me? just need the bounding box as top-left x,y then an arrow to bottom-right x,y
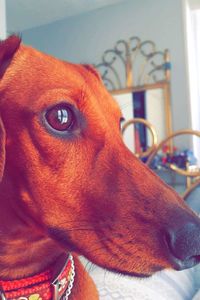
164,222 -> 200,268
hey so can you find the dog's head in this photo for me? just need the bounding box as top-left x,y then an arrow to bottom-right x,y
0,36 -> 200,277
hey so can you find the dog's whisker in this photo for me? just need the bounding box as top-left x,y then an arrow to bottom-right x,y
85,245 -> 109,256
53,222 -> 111,232
54,218 -> 132,229
54,220 -> 103,226
66,226 -> 92,231
60,225 -> 108,232
83,260 -> 97,274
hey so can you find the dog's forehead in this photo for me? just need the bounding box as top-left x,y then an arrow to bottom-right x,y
23,45 -> 86,89
1,44 -> 85,97
0,45 -> 81,108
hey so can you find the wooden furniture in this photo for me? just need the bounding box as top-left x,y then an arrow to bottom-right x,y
94,36 -> 172,150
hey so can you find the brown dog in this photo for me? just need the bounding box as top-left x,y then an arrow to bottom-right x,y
0,35 -> 200,300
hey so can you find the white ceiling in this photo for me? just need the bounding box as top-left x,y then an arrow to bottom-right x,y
6,0 -> 126,32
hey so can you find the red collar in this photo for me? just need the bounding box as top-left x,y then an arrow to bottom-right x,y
0,253 -> 75,300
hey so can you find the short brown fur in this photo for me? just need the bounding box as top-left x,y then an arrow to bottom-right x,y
0,36 -> 200,299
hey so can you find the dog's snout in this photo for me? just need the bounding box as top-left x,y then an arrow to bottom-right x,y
164,221 -> 200,270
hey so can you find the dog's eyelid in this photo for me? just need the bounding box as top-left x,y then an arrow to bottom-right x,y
45,100 -> 76,111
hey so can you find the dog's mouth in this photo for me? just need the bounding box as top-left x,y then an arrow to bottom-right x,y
98,265 -> 162,278
47,226 -> 164,278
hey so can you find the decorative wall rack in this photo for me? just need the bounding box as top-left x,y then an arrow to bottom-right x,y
94,37 -> 171,92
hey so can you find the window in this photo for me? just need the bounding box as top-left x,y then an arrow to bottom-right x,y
186,3 -> 200,165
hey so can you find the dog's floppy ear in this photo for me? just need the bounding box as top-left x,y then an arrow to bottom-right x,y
0,117 -> 6,182
0,36 -> 18,181
0,35 -> 21,79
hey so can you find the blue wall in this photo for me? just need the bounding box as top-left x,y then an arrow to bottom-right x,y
22,0 -> 190,134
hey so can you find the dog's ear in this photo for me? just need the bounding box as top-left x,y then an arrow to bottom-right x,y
0,36 -> 16,180
0,35 -> 21,79
0,117 -> 6,181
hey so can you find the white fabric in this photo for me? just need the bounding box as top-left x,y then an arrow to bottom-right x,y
80,258 -> 196,300
192,265 -> 200,299
193,290 -> 200,300
91,266 -> 195,300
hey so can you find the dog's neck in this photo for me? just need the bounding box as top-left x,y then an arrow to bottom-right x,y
0,174 -> 65,280
0,226 -> 65,280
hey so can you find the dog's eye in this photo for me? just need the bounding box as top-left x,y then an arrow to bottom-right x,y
45,104 -> 74,131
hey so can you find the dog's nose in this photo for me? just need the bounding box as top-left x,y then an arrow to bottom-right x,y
165,221 -> 200,270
